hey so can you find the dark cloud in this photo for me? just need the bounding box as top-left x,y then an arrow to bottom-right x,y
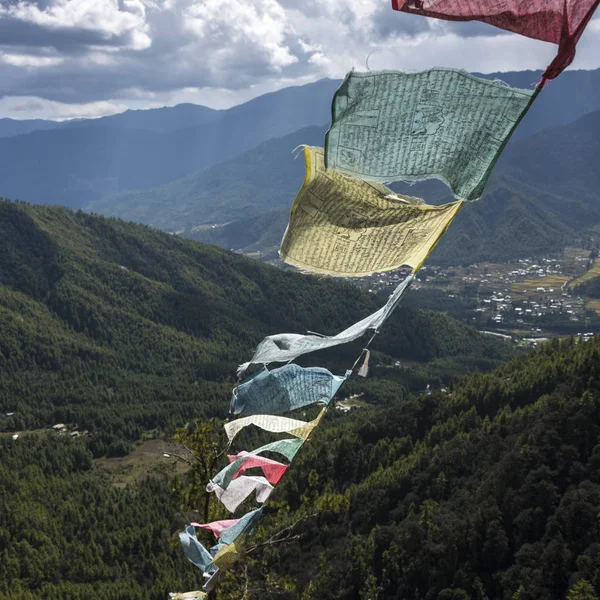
0,18 -> 136,53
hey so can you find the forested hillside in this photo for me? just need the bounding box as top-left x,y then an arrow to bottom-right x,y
4,326 -> 600,599
0,200 -> 510,455
575,275 -> 600,298
0,434 -> 199,600
243,335 -> 600,600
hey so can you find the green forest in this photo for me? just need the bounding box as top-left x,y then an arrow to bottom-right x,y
4,333 -> 600,599
0,200 -> 510,454
2,200 -> 600,599
575,274 -> 600,299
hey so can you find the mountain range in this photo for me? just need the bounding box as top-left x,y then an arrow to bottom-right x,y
0,79 -> 339,208
2,69 -> 600,266
179,106 -> 600,266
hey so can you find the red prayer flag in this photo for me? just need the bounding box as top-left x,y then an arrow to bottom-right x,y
228,452 -> 289,485
391,0 -> 600,82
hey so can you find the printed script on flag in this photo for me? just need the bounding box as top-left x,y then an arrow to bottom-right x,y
280,146 -> 463,277
324,69 -> 537,200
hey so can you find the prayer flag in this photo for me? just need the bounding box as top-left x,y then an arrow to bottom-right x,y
190,519 -> 241,539
231,364 -> 345,415
220,508 -> 263,545
238,275 -> 413,374
392,0 -> 600,81
209,538 -> 245,569
206,475 -> 274,513
179,525 -> 214,572
212,442 -> 299,490
280,146 -> 463,276
228,452 -> 289,485
325,69 -> 538,200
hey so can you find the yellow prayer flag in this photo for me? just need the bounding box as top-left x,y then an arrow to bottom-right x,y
280,147 -> 463,277
288,407 -> 326,440
209,537 -> 245,569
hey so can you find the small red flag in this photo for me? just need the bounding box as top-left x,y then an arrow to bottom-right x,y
392,0 -> 600,83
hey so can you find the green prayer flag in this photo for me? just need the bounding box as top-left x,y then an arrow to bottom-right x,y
325,68 -> 539,201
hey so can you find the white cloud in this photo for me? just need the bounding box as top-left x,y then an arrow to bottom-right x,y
1,53 -> 64,67
0,0 -> 599,118
0,94 -> 127,119
183,0 -> 296,70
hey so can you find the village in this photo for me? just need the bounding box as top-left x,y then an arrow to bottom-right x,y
355,246 -> 600,345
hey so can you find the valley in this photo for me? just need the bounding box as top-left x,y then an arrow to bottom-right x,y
3,66 -> 600,600
356,245 -> 600,343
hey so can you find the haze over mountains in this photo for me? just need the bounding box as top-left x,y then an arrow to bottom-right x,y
0,78 -> 339,208
3,69 -> 600,265
175,102 -> 600,266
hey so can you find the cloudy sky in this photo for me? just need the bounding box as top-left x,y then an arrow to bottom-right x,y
0,0 -> 599,120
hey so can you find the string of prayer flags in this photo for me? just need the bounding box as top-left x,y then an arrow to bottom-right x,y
178,1 -> 596,594
280,146 -> 463,277
206,475 -> 274,513
324,68 -> 538,201
238,274 -> 413,374
231,364 -> 345,415
391,0 -> 600,82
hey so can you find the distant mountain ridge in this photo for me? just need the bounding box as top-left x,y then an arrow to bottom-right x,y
184,105 -> 600,266
0,79 -> 340,208
3,69 -> 600,211
0,103 -> 222,138
86,125 -> 327,230
0,117 -> 59,138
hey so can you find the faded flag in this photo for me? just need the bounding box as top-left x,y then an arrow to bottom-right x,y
190,519 -> 241,539
238,274 -> 413,374
325,69 -> 538,201
225,411 -> 323,446
220,508 -> 263,545
209,538 -> 245,569
231,364 -> 345,415
212,444 -> 297,490
392,0 -> 600,81
207,475 -> 274,513
280,146 -> 463,276
179,525 -> 215,572
228,452 -> 289,485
